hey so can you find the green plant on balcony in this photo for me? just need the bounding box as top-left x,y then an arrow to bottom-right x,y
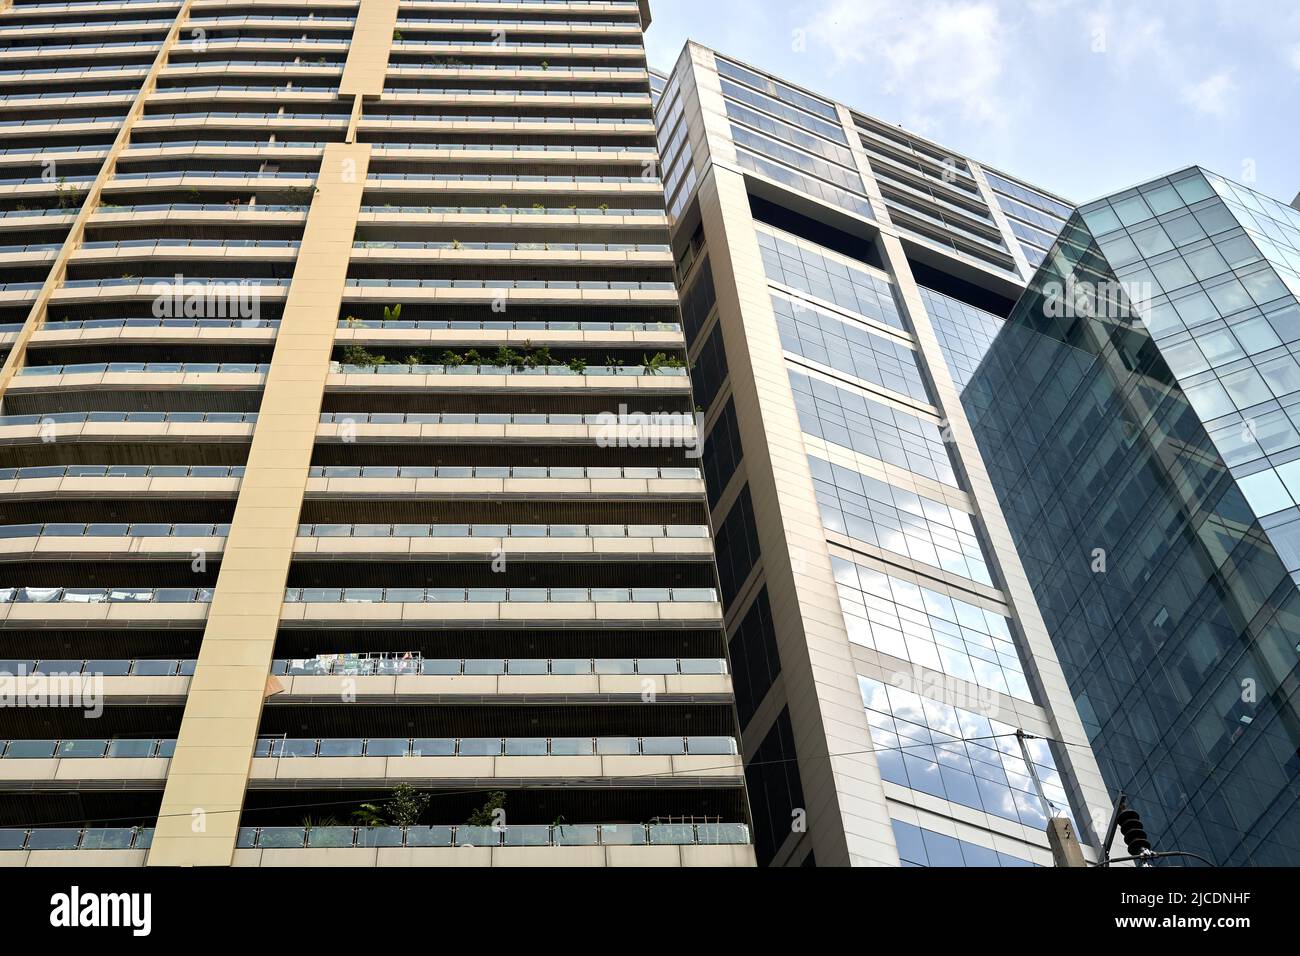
301,815 -> 341,835
450,238 -> 463,250
386,784 -> 431,827
54,179 -> 77,209
352,803 -> 386,828
640,352 -> 684,375
567,356 -> 589,375
531,203 -> 546,213
489,345 -> 524,369
466,792 -> 507,827
522,345 -> 553,369
440,350 -> 466,367
340,343 -> 387,368
344,315 -> 366,328
392,29 -> 403,40
382,303 -> 403,323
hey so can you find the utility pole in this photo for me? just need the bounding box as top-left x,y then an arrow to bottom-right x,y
1016,729 -> 1088,867
1047,817 -> 1089,867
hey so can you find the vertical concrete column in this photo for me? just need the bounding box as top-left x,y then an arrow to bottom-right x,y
148,143 -> 371,867
696,166 -> 900,867
339,0 -> 399,98
968,161 -> 1034,280
876,231 -> 1115,845
0,0 -> 195,406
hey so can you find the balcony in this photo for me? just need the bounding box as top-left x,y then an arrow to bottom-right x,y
0,654 -> 731,702
0,521 -> 715,563
0,586 -> 722,628
0,823 -> 756,868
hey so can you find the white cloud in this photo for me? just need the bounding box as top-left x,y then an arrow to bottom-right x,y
804,0 -> 1011,126
1180,70 -> 1238,117
1289,44 -> 1300,71
1084,2 -> 1168,67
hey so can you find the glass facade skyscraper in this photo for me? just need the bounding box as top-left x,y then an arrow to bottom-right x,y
968,167 -> 1300,866
654,41 -> 1115,867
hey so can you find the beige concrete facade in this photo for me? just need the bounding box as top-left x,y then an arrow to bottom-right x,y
148,143 -> 371,867
0,2 -> 749,868
0,0 -> 196,403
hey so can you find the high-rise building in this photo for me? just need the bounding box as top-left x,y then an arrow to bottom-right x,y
0,1 -> 755,867
967,167 -> 1300,866
653,41 -> 1115,867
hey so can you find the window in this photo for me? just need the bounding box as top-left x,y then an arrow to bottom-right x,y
715,486 -> 762,608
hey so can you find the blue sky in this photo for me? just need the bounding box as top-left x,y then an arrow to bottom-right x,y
645,0 -> 1299,206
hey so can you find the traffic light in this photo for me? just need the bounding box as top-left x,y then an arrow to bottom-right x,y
1117,807 -> 1151,857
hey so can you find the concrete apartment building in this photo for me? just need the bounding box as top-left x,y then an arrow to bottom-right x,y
0,0 -> 754,867
652,41 -> 1118,867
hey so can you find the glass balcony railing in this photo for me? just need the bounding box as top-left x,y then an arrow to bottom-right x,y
140,111 -> 350,122
0,828 -> 154,851
0,208 -> 79,218
0,464 -> 701,482
313,411 -> 691,426
0,411 -> 259,427
94,203 -> 309,214
391,40 -> 641,51
253,736 -> 738,758
238,822 -> 750,849
113,170 -> 317,181
378,89 -> 647,101
0,586 -> 719,606
342,279 -> 677,292
386,63 -> 646,76
0,659 -> 196,677
0,522 -> 231,539
0,587 -> 213,605
41,317 -> 281,330
0,522 -> 709,541
0,176 -> 94,187
276,657 -> 729,677
363,114 -> 653,126
393,17 -> 629,28
0,465 -> 244,480
28,317 -> 677,335
337,318 -> 680,332
297,523 -> 709,539
18,362 -> 270,376
374,142 -> 656,153
352,240 -> 669,253
1,739 -> 175,758
360,204 -> 662,216
81,239 -> 298,250
307,464 -> 700,480
0,243 -> 63,255
0,656 -> 728,678
0,736 -> 738,759
121,139 -> 326,153
332,363 -> 686,377
0,89 -> 139,101
282,587 -> 718,604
